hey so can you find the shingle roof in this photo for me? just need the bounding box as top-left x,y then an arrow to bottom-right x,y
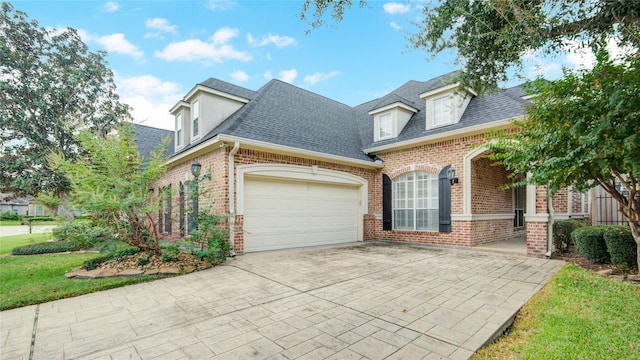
133,123 -> 174,161
199,78 -> 256,100
171,71 -> 529,162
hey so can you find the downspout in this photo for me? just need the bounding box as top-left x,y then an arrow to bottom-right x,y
228,141 -> 240,256
547,188 -> 554,258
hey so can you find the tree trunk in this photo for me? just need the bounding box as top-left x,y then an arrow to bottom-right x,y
58,191 -> 75,220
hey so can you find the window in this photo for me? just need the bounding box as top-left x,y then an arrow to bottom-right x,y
163,185 -> 172,234
185,180 -> 197,234
179,182 -> 185,236
175,114 -> 183,147
433,95 -> 451,126
514,185 -> 525,228
191,100 -> 199,138
393,171 -> 439,231
378,113 -> 392,139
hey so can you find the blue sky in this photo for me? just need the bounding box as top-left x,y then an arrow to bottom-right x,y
12,0 -> 599,130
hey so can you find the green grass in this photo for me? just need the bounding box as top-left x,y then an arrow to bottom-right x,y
473,263 -> 640,359
0,233 -> 53,254
0,253 -> 160,310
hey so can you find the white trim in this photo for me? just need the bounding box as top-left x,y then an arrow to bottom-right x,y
525,213 -> 549,222
169,100 -> 189,114
184,84 -> 251,104
451,213 -> 515,221
462,144 -> 495,216
419,83 -> 459,99
236,164 -> 368,215
369,102 -> 418,115
363,117 -> 519,153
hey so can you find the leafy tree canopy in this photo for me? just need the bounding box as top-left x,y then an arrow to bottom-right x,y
301,0 -> 640,93
0,2 -> 131,203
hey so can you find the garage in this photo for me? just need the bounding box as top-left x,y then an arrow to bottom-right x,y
243,175 -> 361,252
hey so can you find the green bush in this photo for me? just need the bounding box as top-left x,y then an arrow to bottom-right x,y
553,219 -> 585,252
571,226 -> 611,263
82,247 -> 141,270
604,226 -> 638,269
22,216 -> 55,222
53,222 -> 114,248
11,241 -> 81,255
1,211 -> 19,220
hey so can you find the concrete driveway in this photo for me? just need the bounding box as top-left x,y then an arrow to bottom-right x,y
1,242 -> 563,360
0,225 -> 57,237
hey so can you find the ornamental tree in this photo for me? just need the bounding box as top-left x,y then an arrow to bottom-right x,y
51,124 -> 170,254
0,2 -> 131,217
487,48 -> 640,268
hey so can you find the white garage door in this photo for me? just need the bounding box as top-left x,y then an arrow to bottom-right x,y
244,176 -> 360,252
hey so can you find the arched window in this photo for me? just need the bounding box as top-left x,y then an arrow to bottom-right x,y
393,171 -> 439,231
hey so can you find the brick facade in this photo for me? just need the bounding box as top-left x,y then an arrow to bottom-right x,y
156,131 -> 560,257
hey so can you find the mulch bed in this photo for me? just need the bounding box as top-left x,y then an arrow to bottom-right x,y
553,245 -> 638,278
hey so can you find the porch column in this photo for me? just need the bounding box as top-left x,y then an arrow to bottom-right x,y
525,181 -> 550,258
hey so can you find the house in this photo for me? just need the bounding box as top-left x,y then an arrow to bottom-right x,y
0,193 -> 31,216
155,71 -> 588,257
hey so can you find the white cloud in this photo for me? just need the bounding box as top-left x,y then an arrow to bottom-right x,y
563,38 -> 635,70
383,2 -> 411,14
207,0 -> 236,10
230,70 -> 249,82
155,34 -> 252,63
96,33 -> 144,61
115,74 -> 182,130
304,71 -> 340,85
390,22 -> 401,30
212,27 -> 239,45
103,2 -> 119,13
278,69 -> 298,83
247,33 -> 296,48
145,18 -> 177,33
264,69 -> 297,83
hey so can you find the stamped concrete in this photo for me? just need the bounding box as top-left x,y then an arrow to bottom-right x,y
0,242 -> 564,359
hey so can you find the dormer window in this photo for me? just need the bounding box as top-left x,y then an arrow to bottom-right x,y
191,100 -> 199,139
379,113 -> 392,140
175,113 -> 183,148
420,83 -> 475,130
433,95 -> 452,126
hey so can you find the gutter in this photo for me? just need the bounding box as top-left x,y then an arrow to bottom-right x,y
227,141 -> 240,256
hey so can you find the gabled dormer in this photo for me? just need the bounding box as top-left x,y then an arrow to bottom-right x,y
170,79 -> 253,151
369,95 -> 418,142
420,83 -> 475,130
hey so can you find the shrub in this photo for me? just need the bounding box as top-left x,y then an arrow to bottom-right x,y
571,226 -> 611,263
22,216 -> 55,222
11,241 -> 81,255
53,222 -> 114,248
604,226 -> 638,269
1,211 -> 19,220
553,219 -> 585,252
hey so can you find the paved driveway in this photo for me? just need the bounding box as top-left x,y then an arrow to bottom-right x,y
1,242 -> 563,360
0,225 -> 57,237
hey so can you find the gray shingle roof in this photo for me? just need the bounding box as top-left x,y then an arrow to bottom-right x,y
199,78 -> 256,100
133,123 -> 174,161
171,71 -> 529,161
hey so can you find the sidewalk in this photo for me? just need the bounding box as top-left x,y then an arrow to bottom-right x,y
0,225 -> 57,237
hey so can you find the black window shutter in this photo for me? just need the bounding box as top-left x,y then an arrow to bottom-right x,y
179,182 -> 185,236
382,174 -> 392,230
438,165 -> 452,233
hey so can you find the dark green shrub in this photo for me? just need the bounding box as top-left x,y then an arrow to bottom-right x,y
23,216 -> 55,222
53,222 -> 114,248
11,241 -> 81,255
1,211 -> 19,220
604,226 -> 637,269
553,219 -> 585,252
571,225 -> 611,263
82,247 -> 140,270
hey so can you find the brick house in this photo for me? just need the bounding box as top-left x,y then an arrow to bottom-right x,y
154,71 -> 588,257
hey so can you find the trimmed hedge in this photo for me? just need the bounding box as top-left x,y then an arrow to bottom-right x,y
571,226 -> 611,263
604,226 -> 638,269
11,241 -> 81,255
553,220 -> 585,252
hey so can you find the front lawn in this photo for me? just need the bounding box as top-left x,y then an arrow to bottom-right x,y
473,263 -> 640,359
0,233 -> 52,254
0,253 -> 159,310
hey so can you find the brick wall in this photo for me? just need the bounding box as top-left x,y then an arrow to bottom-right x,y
471,156 -> 511,214
526,221 -> 548,257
